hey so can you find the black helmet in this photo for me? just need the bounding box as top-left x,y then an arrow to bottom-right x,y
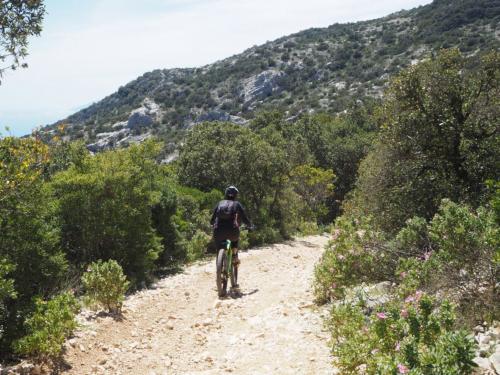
225,185 -> 239,199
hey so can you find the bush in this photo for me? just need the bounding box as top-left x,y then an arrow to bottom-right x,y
297,221 -> 320,235
0,137 -> 68,353
328,293 -> 477,374
82,260 -> 130,313
396,200 -> 499,323
349,50 -> 500,233
14,292 -> 79,364
313,216 -> 389,303
316,199 -> 499,322
51,141 -> 164,284
186,230 -> 211,262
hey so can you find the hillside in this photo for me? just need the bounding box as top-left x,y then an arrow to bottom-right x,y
42,0 -> 500,151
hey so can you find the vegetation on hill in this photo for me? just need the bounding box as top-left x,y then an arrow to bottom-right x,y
39,0 -> 500,150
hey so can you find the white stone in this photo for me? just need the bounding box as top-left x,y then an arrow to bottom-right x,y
489,352 -> 500,373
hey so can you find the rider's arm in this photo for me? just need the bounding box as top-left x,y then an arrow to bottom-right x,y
237,202 -> 252,227
210,204 -> 218,226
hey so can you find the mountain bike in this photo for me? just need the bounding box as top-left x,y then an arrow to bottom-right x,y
216,239 -> 238,297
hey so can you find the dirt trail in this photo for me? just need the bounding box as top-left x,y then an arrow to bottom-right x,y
63,235 -> 334,375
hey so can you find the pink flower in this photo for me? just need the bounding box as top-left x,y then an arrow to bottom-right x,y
405,290 -> 424,304
395,342 -> 401,351
405,295 -> 415,303
415,290 -> 423,301
376,312 -> 388,320
401,309 -> 409,318
397,364 -> 409,374
331,283 -> 337,289
400,271 -> 407,279
421,251 -> 432,261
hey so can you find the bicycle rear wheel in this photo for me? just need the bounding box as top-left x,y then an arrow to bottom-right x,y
216,248 -> 228,297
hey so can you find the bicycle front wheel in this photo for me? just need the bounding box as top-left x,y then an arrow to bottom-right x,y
216,248 -> 228,297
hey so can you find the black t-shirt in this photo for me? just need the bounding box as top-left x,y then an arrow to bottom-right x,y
210,199 -> 251,229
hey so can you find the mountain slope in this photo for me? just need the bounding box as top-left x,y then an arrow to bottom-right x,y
43,0 -> 500,150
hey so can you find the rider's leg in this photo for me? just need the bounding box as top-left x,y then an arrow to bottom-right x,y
233,247 -> 240,265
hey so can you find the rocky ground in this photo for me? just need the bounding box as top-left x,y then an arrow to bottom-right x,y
473,323 -> 500,374
59,235 -> 333,375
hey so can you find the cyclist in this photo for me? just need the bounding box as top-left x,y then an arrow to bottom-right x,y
210,186 -> 252,288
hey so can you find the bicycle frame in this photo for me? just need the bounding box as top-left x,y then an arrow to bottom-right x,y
225,239 -> 233,275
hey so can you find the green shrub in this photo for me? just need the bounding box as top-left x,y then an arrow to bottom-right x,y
349,50 -> 500,234
313,216 -> 389,303
51,141 -> 164,284
317,199 -> 498,320
328,293 -> 477,374
14,292 -> 79,364
82,260 -> 130,313
297,221 -> 320,236
429,199 -> 497,270
186,230 -> 211,262
394,200 -> 498,322
0,137 -> 68,353
238,229 -> 250,250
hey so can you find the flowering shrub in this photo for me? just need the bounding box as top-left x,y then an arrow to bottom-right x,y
316,199 -> 498,320
328,293 -> 477,374
313,216 -> 389,303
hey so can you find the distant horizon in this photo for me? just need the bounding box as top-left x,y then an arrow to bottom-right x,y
0,0 -> 433,136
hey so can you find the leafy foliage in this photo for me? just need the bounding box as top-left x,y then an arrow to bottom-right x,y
51,141 -> 165,283
82,260 -> 130,313
0,137 -> 67,353
314,216 -> 388,303
14,292 -> 79,364
0,0 -> 45,82
328,294 -> 477,374
350,49 -> 500,233
177,122 -> 294,241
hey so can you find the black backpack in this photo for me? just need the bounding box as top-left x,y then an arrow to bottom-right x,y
216,200 -> 237,221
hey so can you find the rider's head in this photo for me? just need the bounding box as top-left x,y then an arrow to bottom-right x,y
225,186 -> 239,200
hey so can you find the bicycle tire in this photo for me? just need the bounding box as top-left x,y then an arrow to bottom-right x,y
216,248 -> 228,297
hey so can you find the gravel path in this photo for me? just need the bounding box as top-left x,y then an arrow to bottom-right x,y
62,235 -> 334,375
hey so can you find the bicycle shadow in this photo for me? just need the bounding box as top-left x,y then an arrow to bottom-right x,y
225,288 -> 259,299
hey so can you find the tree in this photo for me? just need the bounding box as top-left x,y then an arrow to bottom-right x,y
177,122 -> 286,217
51,141 -> 165,284
350,49 -> 500,233
0,137 -> 67,353
177,121 -> 305,241
290,165 -> 335,222
0,0 -> 45,82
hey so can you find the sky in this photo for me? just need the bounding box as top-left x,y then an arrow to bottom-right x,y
0,0 -> 433,136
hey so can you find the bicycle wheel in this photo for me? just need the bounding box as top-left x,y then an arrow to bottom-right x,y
216,248 -> 228,297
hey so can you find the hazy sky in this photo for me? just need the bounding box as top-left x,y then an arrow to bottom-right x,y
0,0 -> 432,136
